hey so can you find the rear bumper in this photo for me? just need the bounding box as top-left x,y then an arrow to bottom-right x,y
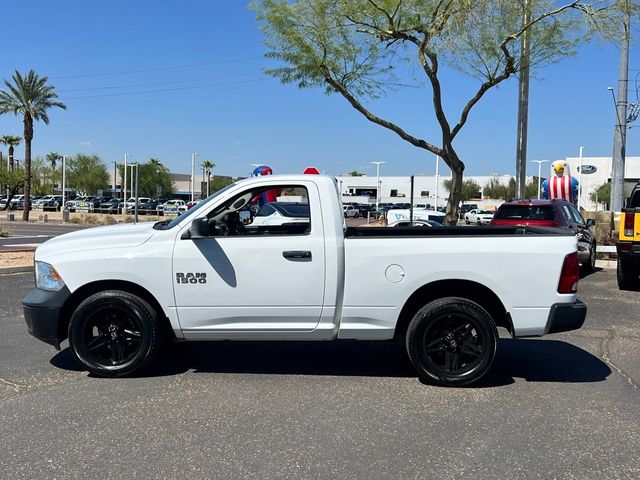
545,300 -> 587,334
616,242 -> 640,264
22,287 -> 71,350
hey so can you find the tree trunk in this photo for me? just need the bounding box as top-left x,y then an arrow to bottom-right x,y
441,144 -> 465,226
23,114 -> 33,222
9,145 -> 14,170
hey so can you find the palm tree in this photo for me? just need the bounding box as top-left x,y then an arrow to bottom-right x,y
201,160 -> 215,196
0,70 -> 66,220
0,135 -> 22,170
149,157 -> 163,169
46,151 -> 61,194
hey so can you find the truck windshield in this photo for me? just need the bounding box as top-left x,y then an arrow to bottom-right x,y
157,183 -> 237,230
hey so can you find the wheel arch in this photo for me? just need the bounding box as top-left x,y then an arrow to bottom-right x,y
59,280 -> 173,343
394,279 -> 511,339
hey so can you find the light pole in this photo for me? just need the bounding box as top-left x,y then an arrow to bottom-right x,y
191,153 -> 199,203
531,160 -> 548,199
370,161 -> 385,211
123,153 -> 130,214
128,163 -> 139,222
61,155 -> 67,215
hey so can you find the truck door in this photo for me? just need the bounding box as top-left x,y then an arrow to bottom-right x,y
172,182 -> 326,333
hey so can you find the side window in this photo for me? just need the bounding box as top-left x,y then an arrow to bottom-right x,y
207,184 -> 310,237
561,205 -> 576,225
569,205 -> 585,226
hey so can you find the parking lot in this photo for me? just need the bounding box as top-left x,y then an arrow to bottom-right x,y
1,267 -> 639,479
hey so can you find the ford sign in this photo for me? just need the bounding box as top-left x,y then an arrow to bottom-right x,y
579,165 -> 597,174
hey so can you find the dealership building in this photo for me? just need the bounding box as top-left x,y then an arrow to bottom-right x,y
336,156 -> 640,211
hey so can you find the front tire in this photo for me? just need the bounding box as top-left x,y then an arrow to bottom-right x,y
406,297 -> 498,387
583,243 -> 596,272
68,290 -> 164,377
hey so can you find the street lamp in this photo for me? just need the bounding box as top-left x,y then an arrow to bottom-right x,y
434,154 -> 440,209
128,163 -> 139,222
370,161 -> 385,211
123,153 -> 131,213
531,160 -> 548,199
191,153 -> 199,203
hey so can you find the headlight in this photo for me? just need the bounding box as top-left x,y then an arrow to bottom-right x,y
35,261 -> 65,291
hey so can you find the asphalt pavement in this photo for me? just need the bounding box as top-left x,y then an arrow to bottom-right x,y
1,269 -> 639,479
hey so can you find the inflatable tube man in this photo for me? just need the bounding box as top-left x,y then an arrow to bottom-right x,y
252,165 -> 278,204
541,160 -> 578,206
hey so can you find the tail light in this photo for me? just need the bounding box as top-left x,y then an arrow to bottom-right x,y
558,252 -> 579,294
623,212 -> 635,237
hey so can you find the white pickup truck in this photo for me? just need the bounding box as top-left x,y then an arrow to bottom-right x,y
23,175 -> 586,386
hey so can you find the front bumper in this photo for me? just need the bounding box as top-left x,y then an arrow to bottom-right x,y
22,286 -> 71,350
545,300 -> 587,334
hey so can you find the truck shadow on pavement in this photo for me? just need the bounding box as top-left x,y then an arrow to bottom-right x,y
51,338 -> 611,387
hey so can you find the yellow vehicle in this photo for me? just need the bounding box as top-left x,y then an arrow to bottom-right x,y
617,183 -> 640,289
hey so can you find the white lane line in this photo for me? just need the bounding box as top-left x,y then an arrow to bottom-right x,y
3,243 -> 41,248
6,235 -> 53,239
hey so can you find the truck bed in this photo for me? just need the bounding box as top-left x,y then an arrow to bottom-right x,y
346,225 -> 574,238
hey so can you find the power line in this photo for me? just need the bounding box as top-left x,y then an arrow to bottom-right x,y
62,78 -> 270,100
49,56 -> 264,80
57,72 -> 264,92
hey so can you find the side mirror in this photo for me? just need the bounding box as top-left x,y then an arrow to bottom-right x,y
181,217 -> 209,240
586,218 -> 596,228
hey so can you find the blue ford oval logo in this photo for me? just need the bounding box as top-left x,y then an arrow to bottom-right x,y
579,165 -> 597,174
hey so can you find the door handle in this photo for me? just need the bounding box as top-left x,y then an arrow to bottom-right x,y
282,250 -> 312,260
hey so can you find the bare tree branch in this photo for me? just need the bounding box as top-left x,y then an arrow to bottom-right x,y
320,64 -> 443,156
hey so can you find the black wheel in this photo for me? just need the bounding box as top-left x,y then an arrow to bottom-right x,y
583,243 -> 596,272
406,297 -> 498,387
68,290 -> 164,377
617,257 -> 640,290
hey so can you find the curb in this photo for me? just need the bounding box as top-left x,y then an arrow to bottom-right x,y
595,259 -> 616,270
0,265 -> 32,275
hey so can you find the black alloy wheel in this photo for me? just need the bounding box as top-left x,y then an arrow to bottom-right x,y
406,297 -> 498,386
69,290 -> 163,377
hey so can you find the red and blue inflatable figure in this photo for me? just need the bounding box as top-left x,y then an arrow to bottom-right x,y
541,160 -> 578,206
252,165 -> 278,204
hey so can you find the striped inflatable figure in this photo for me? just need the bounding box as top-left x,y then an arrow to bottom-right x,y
541,160 -> 579,206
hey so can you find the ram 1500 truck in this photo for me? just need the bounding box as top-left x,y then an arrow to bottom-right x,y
23,175 -> 587,386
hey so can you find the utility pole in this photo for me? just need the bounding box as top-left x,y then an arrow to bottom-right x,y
515,0 -> 531,200
123,153 -> 130,213
370,161 -> 385,211
609,0 -> 630,212
577,146 -> 584,209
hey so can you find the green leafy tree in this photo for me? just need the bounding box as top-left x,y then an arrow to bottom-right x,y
348,171 -> 365,176
29,156 -> 51,196
67,154 -> 109,195
590,182 -> 613,210
484,176 -> 537,200
118,161 -> 174,199
253,0 -> 627,224
0,70 -> 66,220
0,135 -> 21,169
0,166 -> 24,209
444,178 -> 481,202
210,175 -> 235,193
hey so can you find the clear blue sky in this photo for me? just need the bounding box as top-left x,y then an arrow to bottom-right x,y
0,0 -> 638,178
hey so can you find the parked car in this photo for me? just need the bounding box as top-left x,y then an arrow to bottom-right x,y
250,202 -> 310,227
616,182 -> 640,289
464,209 -> 494,226
413,203 -> 432,210
139,199 -> 161,215
42,195 -> 63,212
459,203 -> 478,218
343,205 -> 359,218
357,204 -> 376,217
161,199 -> 186,215
98,198 -> 121,214
387,219 -> 442,228
490,199 -> 596,271
9,195 -> 33,210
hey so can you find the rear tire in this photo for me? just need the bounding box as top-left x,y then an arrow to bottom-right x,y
68,290 -> 164,377
406,297 -> 498,387
617,257 -> 640,290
